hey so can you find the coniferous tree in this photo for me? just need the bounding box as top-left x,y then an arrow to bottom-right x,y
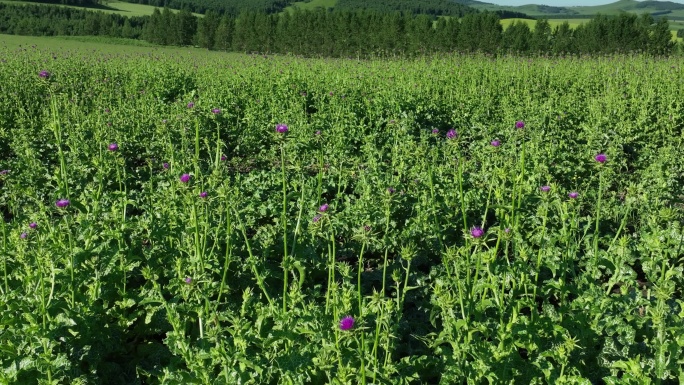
214,15 -> 234,50
176,8 -> 196,46
502,20 -> 531,54
650,17 -> 674,55
143,8 -> 162,43
530,19 -> 551,53
197,10 -> 219,49
551,21 -> 574,55
160,7 -> 175,45
477,12 -> 502,54
121,19 -> 135,38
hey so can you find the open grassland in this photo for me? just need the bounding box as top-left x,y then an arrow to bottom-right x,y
500,18 -> 588,29
0,41 -> 683,384
285,0 -> 337,12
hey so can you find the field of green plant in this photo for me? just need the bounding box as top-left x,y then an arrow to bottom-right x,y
1,42 -> 683,384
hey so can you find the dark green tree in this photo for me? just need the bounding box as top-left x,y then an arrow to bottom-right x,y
530,19 -> 551,53
502,20 -> 531,53
176,8 -> 197,46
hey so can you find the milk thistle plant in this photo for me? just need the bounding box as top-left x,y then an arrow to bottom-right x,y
1,50 -> 682,385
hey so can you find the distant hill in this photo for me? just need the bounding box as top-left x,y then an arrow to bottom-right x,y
454,0 -> 684,20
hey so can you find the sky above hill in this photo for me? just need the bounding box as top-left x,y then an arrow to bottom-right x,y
484,0 -> 684,5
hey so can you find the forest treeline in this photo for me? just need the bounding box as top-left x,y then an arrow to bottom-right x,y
0,3 -> 679,57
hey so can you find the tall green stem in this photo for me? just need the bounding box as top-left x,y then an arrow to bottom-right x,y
281,143 -> 289,312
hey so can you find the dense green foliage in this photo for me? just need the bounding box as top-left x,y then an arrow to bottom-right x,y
0,3 -> 146,38
121,0 -> 297,16
335,0 -> 474,17
0,45 -> 683,384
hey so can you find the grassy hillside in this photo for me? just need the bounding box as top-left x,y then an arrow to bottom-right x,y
0,0 -> 202,16
464,0 -> 684,19
285,0 -> 336,12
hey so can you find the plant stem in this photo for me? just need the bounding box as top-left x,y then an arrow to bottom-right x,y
281,143 -> 289,312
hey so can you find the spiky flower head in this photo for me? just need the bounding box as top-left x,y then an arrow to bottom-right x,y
211,108 -> 221,114
180,174 -> 191,183
515,120 -> 525,129
339,316 -> 354,331
491,140 -> 500,147
312,214 -> 322,223
319,204 -> 329,212
108,143 -> 119,151
199,191 -> 208,198
163,162 -> 170,169
20,232 -> 27,239
39,70 -> 50,79
29,222 -> 37,229
446,129 -> 457,139
470,226 -> 484,238
276,123 -> 289,134
184,277 -> 192,284
540,185 -> 551,192
568,192 -> 579,199
595,153 -> 607,163
187,102 -> 194,109
55,199 -> 70,208
221,155 -> 227,161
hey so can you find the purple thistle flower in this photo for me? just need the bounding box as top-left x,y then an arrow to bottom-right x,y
220,155 -> 227,161
184,277 -> 192,284
312,214 -> 322,223
163,162 -> 170,169
364,225 -> 371,232
108,143 -> 119,151
491,140 -> 500,147
504,227 -> 511,234
387,187 -> 396,194
446,129 -> 457,139
339,316 -> 354,331
180,174 -> 191,183
187,102 -> 194,109
568,192 -> 579,199
211,108 -> 221,115
0,170 -> 8,175
515,120 -> 525,129
199,191 -> 208,198
29,222 -> 37,229
319,204 -> 329,212
540,185 -> 551,192
595,153 -> 607,164
470,226 -> 484,238
55,199 -> 70,208
431,129 -> 439,134
276,123 -> 289,134
38,70 -> 50,79
315,130 -> 321,136
20,232 -> 27,239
